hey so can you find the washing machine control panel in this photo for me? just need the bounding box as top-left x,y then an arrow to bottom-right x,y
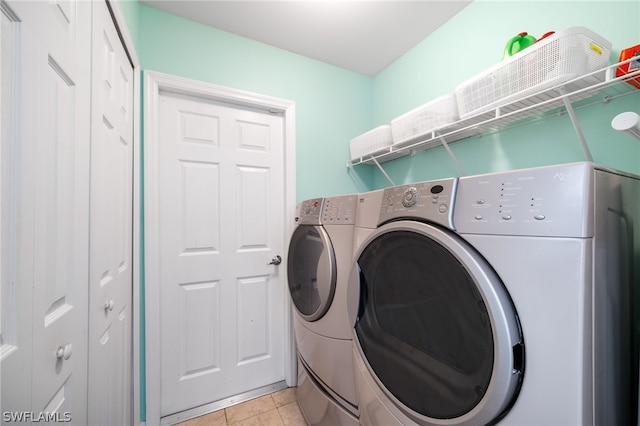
454,162 -> 592,237
379,178 -> 457,228
296,198 -> 323,225
321,195 -> 357,225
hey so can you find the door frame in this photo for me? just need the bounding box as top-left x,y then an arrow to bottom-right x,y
104,1 -> 141,424
143,70 -> 297,425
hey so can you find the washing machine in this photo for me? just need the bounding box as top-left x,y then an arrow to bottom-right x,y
348,162 -> 640,426
287,195 -> 359,425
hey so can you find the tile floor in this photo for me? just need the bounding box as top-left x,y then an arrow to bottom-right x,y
175,388 -> 307,426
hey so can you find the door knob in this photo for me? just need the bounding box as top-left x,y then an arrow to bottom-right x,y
56,343 -> 73,360
104,300 -> 115,311
267,255 -> 282,265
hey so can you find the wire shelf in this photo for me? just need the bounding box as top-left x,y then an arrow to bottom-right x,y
347,58 -> 640,167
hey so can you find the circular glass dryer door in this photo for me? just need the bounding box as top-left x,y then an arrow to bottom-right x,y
287,224 -> 337,322
353,221 -> 524,425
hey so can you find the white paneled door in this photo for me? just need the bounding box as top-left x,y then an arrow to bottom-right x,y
157,92 -> 286,417
88,1 -> 134,424
1,0 -> 91,421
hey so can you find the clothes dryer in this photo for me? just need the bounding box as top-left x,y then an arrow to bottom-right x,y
287,195 -> 359,425
349,162 -> 640,425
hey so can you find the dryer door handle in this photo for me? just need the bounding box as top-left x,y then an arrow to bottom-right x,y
267,255 -> 282,265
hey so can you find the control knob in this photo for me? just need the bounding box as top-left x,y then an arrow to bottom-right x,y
402,187 -> 420,208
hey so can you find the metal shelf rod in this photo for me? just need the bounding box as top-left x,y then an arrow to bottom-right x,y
436,132 -> 466,176
561,94 -> 593,162
370,155 -> 396,186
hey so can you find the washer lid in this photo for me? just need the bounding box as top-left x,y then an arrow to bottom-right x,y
287,225 -> 336,321
352,221 -> 524,425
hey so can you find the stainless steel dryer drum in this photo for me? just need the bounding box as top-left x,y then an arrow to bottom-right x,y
348,163 -> 640,426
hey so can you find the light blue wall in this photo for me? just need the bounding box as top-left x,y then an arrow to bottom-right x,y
123,0 -> 640,199
369,0 -> 640,188
119,0 -> 140,50
137,4 -> 375,200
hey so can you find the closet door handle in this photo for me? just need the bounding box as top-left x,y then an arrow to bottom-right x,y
56,343 -> 73,360
267,255 -> 282,265
104,300 -> 115,311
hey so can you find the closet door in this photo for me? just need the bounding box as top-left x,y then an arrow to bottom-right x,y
1,0 -> 91,421
87,1 -> 134,424
1,1 -> 33,415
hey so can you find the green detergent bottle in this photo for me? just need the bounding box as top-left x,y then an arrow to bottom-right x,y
503,32 -> 537,60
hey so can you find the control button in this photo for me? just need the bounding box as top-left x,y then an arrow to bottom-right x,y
438,204 -> 448,213
477,199 -> 485,205
534,214 -> 546,220
430,185 -> 444,194
474,214 -> 483,220
502,215 -> 512,220
431,197 -> 439,204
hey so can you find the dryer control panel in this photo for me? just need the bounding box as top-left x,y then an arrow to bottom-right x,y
454,162 -> 592,237
379,178 -> 457,229
322,194 -> 357,225
296,198 -> 323,225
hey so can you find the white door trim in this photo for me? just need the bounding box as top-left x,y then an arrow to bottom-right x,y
143,70 -> 297,426
103,1 -> 142,424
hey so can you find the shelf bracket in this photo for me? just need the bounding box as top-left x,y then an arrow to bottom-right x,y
435,131 -> 467,176
560,91 -> 594,162
370,155 -> 396,186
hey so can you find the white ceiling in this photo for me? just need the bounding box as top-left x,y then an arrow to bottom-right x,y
140,0 -> 472,76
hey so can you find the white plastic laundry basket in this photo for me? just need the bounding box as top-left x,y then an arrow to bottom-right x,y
349,125 -> 393,160
391,94 -> 459,145
455,27 -> 611,118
